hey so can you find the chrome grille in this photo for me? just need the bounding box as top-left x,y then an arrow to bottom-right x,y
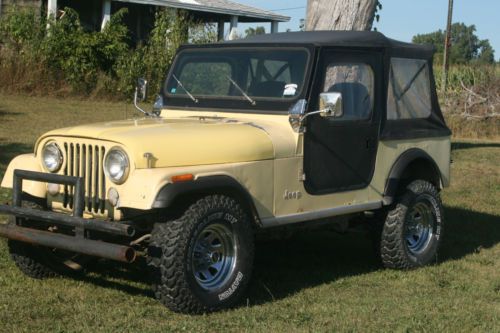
63,143 -> 106,214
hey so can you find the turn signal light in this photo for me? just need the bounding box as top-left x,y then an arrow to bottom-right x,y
171,174 -> 194,183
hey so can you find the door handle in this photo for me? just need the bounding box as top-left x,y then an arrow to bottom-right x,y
365,137 -> 376,149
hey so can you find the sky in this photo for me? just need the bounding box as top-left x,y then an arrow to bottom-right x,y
235,0 -> 500,60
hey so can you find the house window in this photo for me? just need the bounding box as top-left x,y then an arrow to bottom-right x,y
387,58 -> 432,120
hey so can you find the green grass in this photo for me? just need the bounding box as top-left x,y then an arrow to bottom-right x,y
0,94 -> 499,332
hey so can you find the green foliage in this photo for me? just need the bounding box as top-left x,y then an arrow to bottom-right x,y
178,62 -> 232,95
299,19 -> 305,31
372,0 -> 383,31
0,7 -> 215,99
115,9 -> 216,99
413,23 -> 495,65
434,64 -> 498,92
0,7 -> 45,50
374,0 -> 382,22
41,8 -> 129,92
477,40 -> 495,64
245,26 -> 266,37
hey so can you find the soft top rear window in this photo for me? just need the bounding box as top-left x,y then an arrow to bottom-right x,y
381,57 -> 451,140
387,57 -> 432,120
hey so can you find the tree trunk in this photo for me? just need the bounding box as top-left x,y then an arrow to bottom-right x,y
306,0 -> 378,31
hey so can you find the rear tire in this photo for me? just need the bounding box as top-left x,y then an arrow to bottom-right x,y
379,180 -> 444,269
147,195 -> 254,313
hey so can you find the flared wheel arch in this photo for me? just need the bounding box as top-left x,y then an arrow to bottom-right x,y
384,148 -> 443,205
152,175 -> 261,226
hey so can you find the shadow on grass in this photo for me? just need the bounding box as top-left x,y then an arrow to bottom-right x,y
440,206 -> 500,261
0,106 -> 21,117
451,141 -> 500,150
75,259 -> 153,298
0,142 -> 33,167
74,205 -> 499,307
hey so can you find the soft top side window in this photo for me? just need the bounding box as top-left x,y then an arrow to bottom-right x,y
387,58 -> 432,120
321,63 -> 374,121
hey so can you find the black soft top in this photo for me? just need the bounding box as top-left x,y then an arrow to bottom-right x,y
223,31 -> 434,59
179,31 -> 450,140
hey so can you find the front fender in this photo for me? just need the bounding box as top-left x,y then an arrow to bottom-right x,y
1,154 -> 46,199
115,160 -> 274,219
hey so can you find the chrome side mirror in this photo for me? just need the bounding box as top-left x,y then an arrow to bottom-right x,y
288,93 -> 344,133
152,94 -> 164,116
136,78 -> 148,102
133,77 -> 154,117
288,99 -> 307,132
319,92 -> 343,118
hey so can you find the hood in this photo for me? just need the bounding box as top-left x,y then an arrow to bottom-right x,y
39,116 -> 295,168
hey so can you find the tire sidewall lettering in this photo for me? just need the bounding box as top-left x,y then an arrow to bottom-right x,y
202,211 -> 239,225
218,271 -> 244,301
187,208 -> 249,306
405,190 -> 443,264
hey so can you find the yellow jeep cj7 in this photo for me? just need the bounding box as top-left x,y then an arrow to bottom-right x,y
0,31 -> 451,313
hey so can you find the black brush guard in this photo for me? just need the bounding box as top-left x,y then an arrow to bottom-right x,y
0,170 -> 136,263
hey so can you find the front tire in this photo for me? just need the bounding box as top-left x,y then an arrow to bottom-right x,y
8,239 -> 58,279
8,200 -> 90,278
379,180 -> 444,269
147,195 -> 254,313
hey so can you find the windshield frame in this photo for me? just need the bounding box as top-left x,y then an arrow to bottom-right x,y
161,44 -> 314,114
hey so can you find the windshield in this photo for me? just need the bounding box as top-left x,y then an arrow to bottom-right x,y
164,47 -> 310,111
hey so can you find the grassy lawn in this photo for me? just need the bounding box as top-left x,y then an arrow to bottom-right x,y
0,94 -> 499,332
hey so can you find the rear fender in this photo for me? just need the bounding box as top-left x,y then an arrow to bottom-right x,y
383,148 -> 442,205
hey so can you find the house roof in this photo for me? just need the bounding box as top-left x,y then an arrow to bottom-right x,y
114,0 -> 290,22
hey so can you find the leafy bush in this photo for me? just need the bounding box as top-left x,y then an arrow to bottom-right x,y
116,9 -> 216,98
41,8 -> 129,93
0,7 -> 215,99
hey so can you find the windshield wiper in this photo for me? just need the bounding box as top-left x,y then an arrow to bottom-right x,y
172,74 -> 199,103
226,75 -> 256,106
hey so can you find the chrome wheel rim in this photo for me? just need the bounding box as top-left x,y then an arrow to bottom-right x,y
405,198 -> 436,255
191,223 -> 237,291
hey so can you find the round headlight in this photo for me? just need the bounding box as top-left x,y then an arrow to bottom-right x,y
104,148 -> 130,184
42,142 -> 63,172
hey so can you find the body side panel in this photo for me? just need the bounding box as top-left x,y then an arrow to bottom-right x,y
369,136 -> 451,201
273,156 -> 373,218
92,160 -> 274,218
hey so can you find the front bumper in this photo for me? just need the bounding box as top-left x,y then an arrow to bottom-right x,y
0,170 -> 136,263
